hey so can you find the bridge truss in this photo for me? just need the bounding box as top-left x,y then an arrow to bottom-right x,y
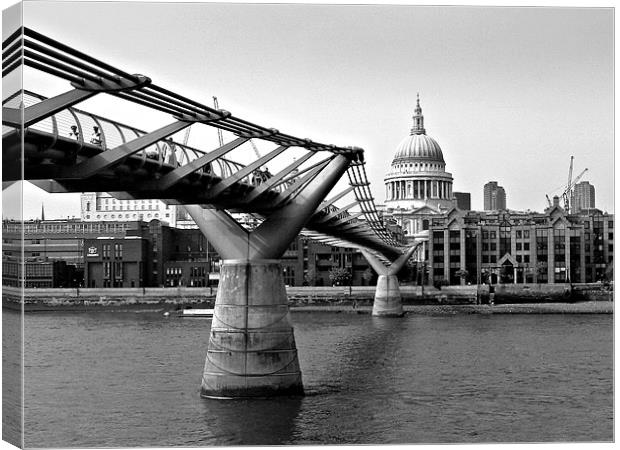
3,27 -> 407,260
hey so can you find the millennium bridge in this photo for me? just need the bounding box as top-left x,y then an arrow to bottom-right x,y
2,27 -> 428,398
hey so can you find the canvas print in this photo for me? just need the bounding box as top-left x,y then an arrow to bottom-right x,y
1,1 -> 614,448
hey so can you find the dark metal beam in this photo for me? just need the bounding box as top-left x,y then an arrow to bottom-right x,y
322,210 -> 365,227
268,159 -> 332,207
154,137 -> 249,191
207,145 -> 288,197
318,186 -> 355,210
3,89 -> 96,128
316,201 -> 359,223
241,151 -> 314,204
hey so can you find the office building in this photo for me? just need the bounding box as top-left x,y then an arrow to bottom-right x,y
452,192 -> 471,210
427,206 -> 613,285
571,181 -> 596,213
483,181 -> 507,211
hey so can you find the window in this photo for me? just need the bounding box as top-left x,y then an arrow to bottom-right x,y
114,262 -> 123,280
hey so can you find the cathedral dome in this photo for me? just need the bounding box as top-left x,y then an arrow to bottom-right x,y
393,134 -> 444,163
384,94 -> 454,214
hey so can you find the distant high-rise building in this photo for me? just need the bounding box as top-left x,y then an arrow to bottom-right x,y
483,181 -> 506,211
452,192 -> 471,210
571,181 -> 596,213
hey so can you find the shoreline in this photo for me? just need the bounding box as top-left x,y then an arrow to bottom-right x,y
291,301 -> 613,315
3,301 -> 613,315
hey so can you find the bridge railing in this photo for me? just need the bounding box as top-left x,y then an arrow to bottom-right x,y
5,90 -> 282,188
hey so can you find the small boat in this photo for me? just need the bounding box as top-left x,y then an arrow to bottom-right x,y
177,308 -> 214,318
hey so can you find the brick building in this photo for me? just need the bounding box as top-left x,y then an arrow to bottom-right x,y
84,237 -> 148,288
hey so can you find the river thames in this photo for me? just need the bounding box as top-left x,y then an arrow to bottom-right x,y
5,310 -> 613,446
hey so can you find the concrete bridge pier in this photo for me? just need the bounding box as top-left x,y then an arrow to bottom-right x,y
203,258 -> 303,397
361,244 -> 421,317
184,154 -> 352,398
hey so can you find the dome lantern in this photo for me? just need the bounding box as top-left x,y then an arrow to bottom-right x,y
411,93 -> 425,135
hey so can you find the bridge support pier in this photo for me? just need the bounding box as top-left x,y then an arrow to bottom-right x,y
373,274 -> 405,317
202,259 -> 303,398
184,154 -> 352,398
361,245 -> 420,317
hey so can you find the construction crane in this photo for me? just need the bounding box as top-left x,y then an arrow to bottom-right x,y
249,140 -> 261,159
213,96 -> 262,160
562,167 -> 588,212
545,156 -> 588,212
212,96 -> 224,147
566,155 -> 574,207
212,96 -> 261,159
560,155 -> 588,212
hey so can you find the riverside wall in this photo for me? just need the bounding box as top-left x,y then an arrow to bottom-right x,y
2,283 -> 613,311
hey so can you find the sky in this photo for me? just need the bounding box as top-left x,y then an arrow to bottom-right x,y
1,1 -> 615,220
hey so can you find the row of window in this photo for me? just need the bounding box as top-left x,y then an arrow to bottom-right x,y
101,244 -> 123,259
3,222 -> 132,234
102,261 -> 124,280
85,213 -> 170,220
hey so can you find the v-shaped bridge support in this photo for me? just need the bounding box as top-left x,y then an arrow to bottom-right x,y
183,154 -> 352,398
361,242 -> 423,317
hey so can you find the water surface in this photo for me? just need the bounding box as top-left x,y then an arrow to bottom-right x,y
10,311 -> 613,446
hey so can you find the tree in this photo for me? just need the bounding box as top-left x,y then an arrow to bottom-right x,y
362,267 -> 375,286
329,267 -> 351,286
480,269 -> 492,284
455,268 -> 469,284
304,267 -> 316,286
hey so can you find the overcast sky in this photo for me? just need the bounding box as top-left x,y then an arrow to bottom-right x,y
2,1 -> 614,219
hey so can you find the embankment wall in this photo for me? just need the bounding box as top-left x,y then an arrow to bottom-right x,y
2,283 -> 613,311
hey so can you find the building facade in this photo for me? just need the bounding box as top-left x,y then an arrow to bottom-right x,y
80,192 -> 181,227
2,219 -> 141,287
84,237 -> 148,288
483,181 -> 507,211
2,218 -> 221,288
428,207 -> 613,286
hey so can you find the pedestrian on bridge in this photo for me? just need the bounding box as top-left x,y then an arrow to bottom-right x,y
90,126 -> 102,146
69,125 -> 80,140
